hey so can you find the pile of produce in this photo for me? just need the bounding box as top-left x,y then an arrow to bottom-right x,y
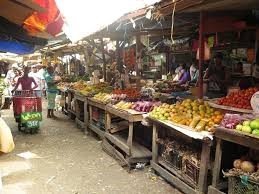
149,99 -> 224,132
114,101 -> 133,110
226,153 -> 259,183
61,74 -> 90,82
235,119 -> 259,136
92,93 -> 111,104
217,87 -> 258,110
71,81 -> 112,96
154,80 -> 187,93
132,101 -> 161,112
114,100 -> 160,113
112,88 -> 140,101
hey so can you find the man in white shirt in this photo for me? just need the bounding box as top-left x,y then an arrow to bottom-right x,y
29,65 -> 44,97
5,63 -> 19,96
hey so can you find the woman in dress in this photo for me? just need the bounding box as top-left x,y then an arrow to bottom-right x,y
44,66 -> 60,118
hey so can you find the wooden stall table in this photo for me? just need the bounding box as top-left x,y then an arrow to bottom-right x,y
103,104 -> 152,169
208,127 -> 259,194
149,117 -> 213,194
74,92 -> 88,131
87,98 -> 107,139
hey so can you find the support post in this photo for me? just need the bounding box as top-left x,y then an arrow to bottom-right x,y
198,11 -> 205,99
100,38 -> 107,81
136,34 -> 141,89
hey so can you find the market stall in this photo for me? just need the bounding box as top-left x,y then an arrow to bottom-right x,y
103,104 -> 152,169
87,93 -> 111,138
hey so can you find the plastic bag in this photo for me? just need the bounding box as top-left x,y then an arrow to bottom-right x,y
0,118 -> 15,153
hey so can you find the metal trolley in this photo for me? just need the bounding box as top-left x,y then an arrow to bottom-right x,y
13,90 -> 42,134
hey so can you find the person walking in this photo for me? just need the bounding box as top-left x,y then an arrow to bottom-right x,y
12,66 -> 38,92
44,65 -> 59,118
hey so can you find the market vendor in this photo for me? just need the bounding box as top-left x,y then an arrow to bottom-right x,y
203,53 -> 230,96
189,62 -> 199,85
173,64 -> 190,86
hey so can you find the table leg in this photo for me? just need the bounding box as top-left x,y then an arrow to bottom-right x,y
152,124 -> 158,163
127,122 -> 133,156
89,104 -> 93,125
212,138 -> 223,187
198,141 -> 211,194
84,101 -> 88,127
106,112 -> 111,132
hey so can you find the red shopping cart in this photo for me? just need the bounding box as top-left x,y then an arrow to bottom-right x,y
13,90 -> 42,134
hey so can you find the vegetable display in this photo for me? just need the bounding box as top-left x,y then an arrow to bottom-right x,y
217,87 -> 259,110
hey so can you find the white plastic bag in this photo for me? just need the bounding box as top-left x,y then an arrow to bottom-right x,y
0,118 -> 15,153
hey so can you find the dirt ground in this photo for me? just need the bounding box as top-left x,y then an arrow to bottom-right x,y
0,102 -> 182,194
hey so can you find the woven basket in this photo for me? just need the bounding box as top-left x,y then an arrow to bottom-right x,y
228,176 -> 259,194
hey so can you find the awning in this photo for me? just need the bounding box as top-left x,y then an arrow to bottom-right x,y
0,39 -> 35,55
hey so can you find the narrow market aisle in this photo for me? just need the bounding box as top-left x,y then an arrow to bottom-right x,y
0,102 -> 181,194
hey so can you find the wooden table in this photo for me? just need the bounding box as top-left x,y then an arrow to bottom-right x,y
74,92 -> 88,131
103,105 -> 152,169
87,98 -> 107,139
208,127 -> 259,194
149,117 -> 213,194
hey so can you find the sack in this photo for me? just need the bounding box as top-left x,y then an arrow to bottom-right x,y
0,118 -> 15,153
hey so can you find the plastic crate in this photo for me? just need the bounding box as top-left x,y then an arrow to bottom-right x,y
228,176 -> 259,194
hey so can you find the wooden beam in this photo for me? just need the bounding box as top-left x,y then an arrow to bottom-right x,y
198,11 -> 204,99
100,38 -> 107,81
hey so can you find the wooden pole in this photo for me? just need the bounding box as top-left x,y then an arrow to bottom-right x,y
100,38 -> 107,81
198,11 -> 205,99
136,34 -> 141,89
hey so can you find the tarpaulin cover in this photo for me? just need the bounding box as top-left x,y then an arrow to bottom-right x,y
24,0 -> 63,36
0,39 -> 35,55
0,16 -> 47,45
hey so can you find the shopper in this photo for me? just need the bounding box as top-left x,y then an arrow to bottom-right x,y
29,64 -> 44,97
11,66 -> 38,92
44,65 -> 59,118
5,63 -> 19,95
204,53 -> 229,96
37,63 -> 47,96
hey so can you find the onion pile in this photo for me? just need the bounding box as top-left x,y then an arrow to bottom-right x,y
220,114 -> 244,129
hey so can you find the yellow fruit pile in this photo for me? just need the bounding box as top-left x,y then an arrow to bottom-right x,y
114,101 -> 133,110
70,81 -> 111,96
149,99 -> 223,132
92,93 -> 111,103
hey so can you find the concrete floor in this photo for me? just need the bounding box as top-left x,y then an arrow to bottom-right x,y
0,103 -> 182,194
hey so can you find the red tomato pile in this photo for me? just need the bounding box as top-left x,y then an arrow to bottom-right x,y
217,87 -> 259,109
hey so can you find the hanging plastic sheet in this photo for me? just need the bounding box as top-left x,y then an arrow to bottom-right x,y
24,0 -> 63,36
0,40 -> 35,55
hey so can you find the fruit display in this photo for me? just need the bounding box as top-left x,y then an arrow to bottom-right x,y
149,99 -> 224,132
217,87 -> 259,110
153,80 -> 188,93
92,93 -> 111,104
70,81 -> 112,96
114,101 -> 134,110
61,74 -> 89,82
235,119 -> 259,137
